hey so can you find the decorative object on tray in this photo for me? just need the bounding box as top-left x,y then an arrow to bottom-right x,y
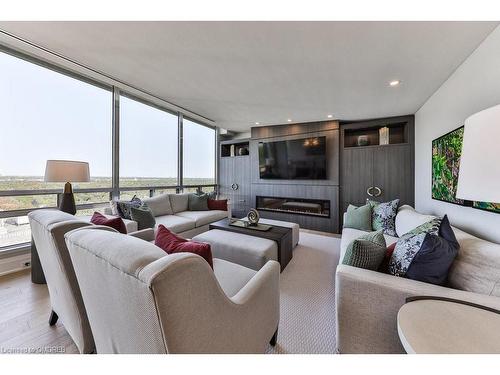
229,219 -> 272,231
357,135 -> 369,147
247,208 -> 260,225
379,126 -> 389,145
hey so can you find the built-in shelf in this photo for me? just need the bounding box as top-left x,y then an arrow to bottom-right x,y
343,122 -> 407,148
221,141 -> 250,157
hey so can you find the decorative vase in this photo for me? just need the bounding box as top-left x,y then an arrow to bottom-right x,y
247,208 -> 260,225
357,135 -> 369,146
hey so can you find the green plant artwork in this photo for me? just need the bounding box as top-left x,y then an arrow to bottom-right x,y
432,126 -> 500,213
432,127 -> 465,205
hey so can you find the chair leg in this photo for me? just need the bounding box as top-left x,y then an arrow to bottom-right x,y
49,310 -> 58,326
270,328 -> 278,346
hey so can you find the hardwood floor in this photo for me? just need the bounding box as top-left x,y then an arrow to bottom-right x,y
0,270 -> 78,354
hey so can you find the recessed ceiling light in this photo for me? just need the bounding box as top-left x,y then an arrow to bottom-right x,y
255,122 -> 260,125
389,80 -> 401,87
287,119 -> 292,122
327,114 -> 333,118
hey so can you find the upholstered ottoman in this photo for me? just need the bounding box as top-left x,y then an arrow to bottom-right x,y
239,217 -> 300,247
192,229 -> 278,271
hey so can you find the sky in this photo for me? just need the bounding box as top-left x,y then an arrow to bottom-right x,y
0,51 -> 215,179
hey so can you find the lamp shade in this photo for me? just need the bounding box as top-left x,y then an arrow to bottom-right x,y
456,104 -> 500,203
44,160 -> 90,183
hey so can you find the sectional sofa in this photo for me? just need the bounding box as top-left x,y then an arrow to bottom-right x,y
336,205 -> 500,353
94,193 -> 228,238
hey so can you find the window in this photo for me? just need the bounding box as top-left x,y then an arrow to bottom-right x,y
119,96 -> 178,191
183,119 -> 216,186
0,51 -> 112,248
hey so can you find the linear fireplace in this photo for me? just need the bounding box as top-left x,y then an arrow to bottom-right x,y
256,196 -> 330,218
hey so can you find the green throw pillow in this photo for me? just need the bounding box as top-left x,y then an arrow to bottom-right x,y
344,204 -> 372,231
130,204 -> 156,230
342,230 -> 387,270
188,193 -> 209,211
368,199 -> 399,237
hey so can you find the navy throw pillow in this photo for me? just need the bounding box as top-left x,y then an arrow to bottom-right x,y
405,215 -> 459,285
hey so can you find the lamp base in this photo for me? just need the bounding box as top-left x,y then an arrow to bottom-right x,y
59,192 -> 76,215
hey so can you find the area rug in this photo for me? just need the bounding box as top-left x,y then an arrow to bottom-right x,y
266,231 -> 341,354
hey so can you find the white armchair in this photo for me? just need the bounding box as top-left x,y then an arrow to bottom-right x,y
65,227 -> 280,353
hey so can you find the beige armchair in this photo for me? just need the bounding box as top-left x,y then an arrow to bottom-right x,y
65,227 -> 280,353
28,209 -> 155,354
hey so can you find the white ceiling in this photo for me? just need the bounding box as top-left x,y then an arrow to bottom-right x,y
0,21 -> 497,132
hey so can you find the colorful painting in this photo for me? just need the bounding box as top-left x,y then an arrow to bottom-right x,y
432,126 -> 500,213
432,127 -> 465,205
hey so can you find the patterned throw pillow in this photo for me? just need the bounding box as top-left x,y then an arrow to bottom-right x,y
388,217 -> 442,276
116,196 -> 143,220
130,204 -> 156,230
368,199 -> 399,236
342,230 -> 387,271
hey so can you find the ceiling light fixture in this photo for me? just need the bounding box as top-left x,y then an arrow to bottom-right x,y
327,114 -> 333,118
255,122 -> 260,125
287,119 -> 292,122
389,80 -> 401,87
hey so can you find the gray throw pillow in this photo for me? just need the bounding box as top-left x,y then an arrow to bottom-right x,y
342,230 -> 387,270
188,193 -> 209,211
130,204 -> 156,230
368,199 -> 399,236
388,217 -> 442,277
116,196 -> 142,220
344,204 -> 372,231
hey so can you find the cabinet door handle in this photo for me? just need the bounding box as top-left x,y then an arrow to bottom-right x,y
231,183 -> 239,191
373,187 -> 382,197
366,187 -> 374,197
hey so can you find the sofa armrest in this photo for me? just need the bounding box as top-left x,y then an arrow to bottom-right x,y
335,264 -> 500,354
128,228 -> 155,242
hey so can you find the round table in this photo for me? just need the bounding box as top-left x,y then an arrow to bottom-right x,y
397,298 -> 500,354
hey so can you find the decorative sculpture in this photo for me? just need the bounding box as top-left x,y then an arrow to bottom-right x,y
247,208 -> 260,225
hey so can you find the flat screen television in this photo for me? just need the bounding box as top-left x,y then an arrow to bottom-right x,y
258,136 -> 327,180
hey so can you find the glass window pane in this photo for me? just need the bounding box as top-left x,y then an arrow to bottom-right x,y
119,96 -> 178,189
183,119 -> 216,185
0,52 -> 112,195
0,215 -> 31,248
119,190 -> 152,201
0,194 -> 57,211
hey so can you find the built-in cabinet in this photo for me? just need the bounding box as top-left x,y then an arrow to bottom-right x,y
340,115 -> 415,218
219,139 -> 252,217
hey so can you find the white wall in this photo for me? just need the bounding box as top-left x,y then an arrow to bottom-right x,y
415,25 -> 500,243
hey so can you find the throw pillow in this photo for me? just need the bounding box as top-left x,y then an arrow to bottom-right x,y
155,225 -> 213,268
388,217 -> 442,277
342,230 -> 387,270
130,204 -> 156,230
344,204 -> 372,231
207,199 -> 228,211
90,212 -> 127,234
378,242 -> 397,273
368,199 -> 399,236
405,215 -> 460,285
188,193 -> 209,211
115,196 -> 143,219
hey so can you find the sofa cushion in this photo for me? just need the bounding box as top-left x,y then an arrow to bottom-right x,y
155,214 -> 196,233
80,214 -> 138,233
342,230 -> 387,271
368,199 -> 399,236
90,212 -> 127,234
344,204 -> 372,231
405,215 -> 459,286
143,194 -> 173,216
340,227 -> 398,264
188,193 -> 209,211
115,196 -> 143,220
395,205 -> 436,237
213,258 -> 257,298
169,193 -> 189,213
175,210 -> 227,227
130,205 -> 156,230
155,225 -> 213,268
